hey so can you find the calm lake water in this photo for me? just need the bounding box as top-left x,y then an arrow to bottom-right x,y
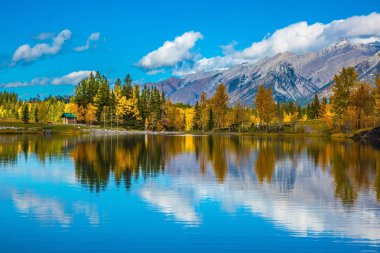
1,134 -> 380,252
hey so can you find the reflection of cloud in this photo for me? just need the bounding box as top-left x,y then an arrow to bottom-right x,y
12,191 -> 100,227
160,153 -> 380,242
73,202 -> 100,225
12,191 -> 72,226
140,183 -> 200,225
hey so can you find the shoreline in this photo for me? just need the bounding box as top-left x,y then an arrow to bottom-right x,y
0,122 -> 379,143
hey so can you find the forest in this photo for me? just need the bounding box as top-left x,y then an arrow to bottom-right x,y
1,67 -> 380,133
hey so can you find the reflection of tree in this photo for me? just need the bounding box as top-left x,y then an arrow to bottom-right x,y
72,140 -> 111,192
0,135 -> 69,165
255,138 -> 276,183
0,136 -> 19,165
2,134 -> 380,204
305,139 -> 379,204
375,156 -> 380,202
329,142 -> 378,204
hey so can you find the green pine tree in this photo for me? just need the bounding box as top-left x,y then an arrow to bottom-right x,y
192,101 -> 200,130
22,104 -> 29,124
207,108 -> 215,130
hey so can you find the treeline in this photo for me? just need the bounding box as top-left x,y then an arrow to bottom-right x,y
0,91 -> 21,119
73,72 -> 249,131
2,67 -> 380,133
0,92 -> 68,123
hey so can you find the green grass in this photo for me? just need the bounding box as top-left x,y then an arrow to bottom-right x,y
0,119 -> 91,135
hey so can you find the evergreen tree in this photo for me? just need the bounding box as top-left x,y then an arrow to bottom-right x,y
297,104 -> 302,119
94,79 -> 111,122
307,94 -> 320,119
319,97 -> 328,118
34,104 -> 39,123
287,101 -> 296,115
207,108 -> 215,131
139,85 -> 149,124
275,101 -> 285,128
199,92 -> 208,132
192,101 -> 200,130
123,74 -> 133,99
22,104 -> 29,124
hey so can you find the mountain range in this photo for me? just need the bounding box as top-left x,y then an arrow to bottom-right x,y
148,40 -> 380,105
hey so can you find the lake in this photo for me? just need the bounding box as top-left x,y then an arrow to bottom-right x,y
0,134 -> 380,252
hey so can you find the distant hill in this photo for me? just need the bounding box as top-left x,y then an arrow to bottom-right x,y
148,40 -> 380,105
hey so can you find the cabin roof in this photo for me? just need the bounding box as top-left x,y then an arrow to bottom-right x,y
61,113 -> 76,119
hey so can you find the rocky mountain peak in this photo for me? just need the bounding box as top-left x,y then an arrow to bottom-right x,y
149,40 -> 380,105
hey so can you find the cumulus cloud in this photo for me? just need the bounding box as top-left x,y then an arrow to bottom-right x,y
12,29 -> 72,64
51,70 -> 95,85
0,70 -> 95,88
175,12 -> 380,75
74,32 -> 101,52
137,31 -> 203,70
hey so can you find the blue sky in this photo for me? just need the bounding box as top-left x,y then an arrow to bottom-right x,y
0,0 -> 379,98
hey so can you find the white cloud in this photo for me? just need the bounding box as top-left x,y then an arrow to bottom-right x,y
0,70 -> 95,88
146,69 -> 165,75
51,70 -> 95,85
32,32 -> 55,41
175,12 -> 380,75
137,31 -> 203,69
74,32 -> 101,52
12,29 -> 72,64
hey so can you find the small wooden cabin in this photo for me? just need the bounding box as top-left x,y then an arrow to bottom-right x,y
61,113 -> 77,124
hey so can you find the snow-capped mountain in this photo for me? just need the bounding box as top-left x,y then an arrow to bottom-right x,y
148,40 -> 380,105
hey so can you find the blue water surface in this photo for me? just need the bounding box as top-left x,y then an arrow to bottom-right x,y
0,134 -> 379,252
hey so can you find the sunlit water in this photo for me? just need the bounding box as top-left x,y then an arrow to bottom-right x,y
1,134 -> 380,252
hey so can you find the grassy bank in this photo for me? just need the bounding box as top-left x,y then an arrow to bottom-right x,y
0,120 -> 91,135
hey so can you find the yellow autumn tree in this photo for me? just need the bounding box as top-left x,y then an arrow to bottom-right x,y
211,83 -> 229,129
116,96 -> 128,129
254,85 -> 276,130
85,103 -> 97,127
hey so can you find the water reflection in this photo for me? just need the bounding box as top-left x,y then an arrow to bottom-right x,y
12,191 -> 99,227
1,134 -> 380,242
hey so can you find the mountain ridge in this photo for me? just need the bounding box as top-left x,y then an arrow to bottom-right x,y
147,40 -> 380,105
